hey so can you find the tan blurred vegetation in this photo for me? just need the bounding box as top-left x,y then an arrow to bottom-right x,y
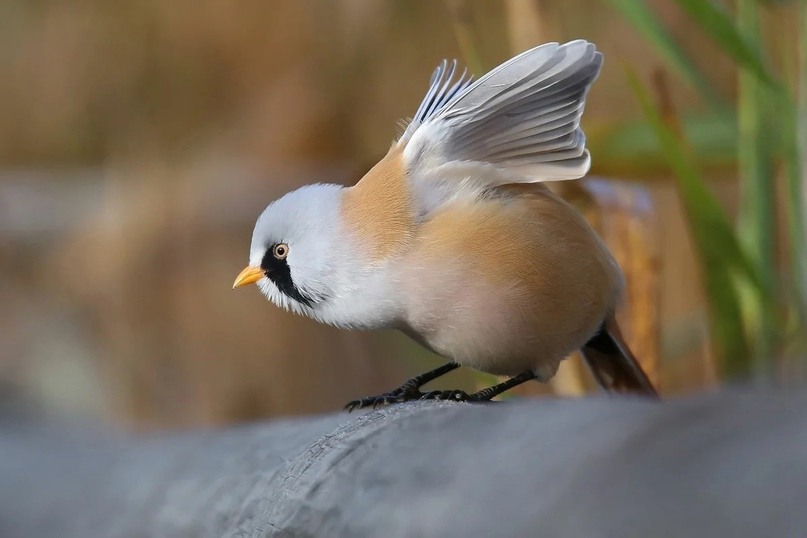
0,0 -> 757,430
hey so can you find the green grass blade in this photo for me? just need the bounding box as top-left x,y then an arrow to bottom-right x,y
674,0 -> 780,90
590,110 -> 738,169
735,0 -> 778,373
796,1 -> 807,309
784,98 -> 806,310
627,68 -> 756,377
609,0 -> 725,107
783,0 -> 807,356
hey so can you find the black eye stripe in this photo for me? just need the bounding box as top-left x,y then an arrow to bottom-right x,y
260,244 -> 314,307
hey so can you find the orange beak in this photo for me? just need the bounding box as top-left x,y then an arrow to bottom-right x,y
232,266 -> 264,289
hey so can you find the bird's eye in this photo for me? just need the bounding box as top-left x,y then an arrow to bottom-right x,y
272,243 -> 289,260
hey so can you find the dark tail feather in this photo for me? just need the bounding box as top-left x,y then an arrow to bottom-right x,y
580,317 -> 658,397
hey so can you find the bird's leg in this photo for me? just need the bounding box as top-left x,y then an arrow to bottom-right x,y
344,362 -> 460,411
418,370 -> 537,402
469,370 -> 536,400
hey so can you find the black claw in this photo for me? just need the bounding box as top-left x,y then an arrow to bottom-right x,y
419,389 -> 471,401
345,385 -> 501,411
345,387 -> 474,411
344,362 -> 463,412
345,368 -> 536,412
344,387 -> 417,412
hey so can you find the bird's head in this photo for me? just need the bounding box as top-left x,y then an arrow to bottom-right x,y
233,183 -> 355,319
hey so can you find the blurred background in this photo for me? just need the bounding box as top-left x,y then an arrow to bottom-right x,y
1,0 -> 804,431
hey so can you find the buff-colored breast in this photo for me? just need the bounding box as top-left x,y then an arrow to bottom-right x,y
400,185 -> 623,379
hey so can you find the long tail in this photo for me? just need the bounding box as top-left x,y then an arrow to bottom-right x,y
579,316 -> 658,397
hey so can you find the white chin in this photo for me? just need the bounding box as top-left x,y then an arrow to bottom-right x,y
257,278 -> 314,318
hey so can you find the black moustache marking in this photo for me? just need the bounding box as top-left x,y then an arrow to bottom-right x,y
260,246 -> 314,307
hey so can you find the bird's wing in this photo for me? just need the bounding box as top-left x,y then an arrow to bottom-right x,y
398,40 -> 602,206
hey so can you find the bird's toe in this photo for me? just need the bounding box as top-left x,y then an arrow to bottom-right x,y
419,389 -> 470,401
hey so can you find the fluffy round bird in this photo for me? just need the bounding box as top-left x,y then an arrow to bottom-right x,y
233,40 -> 658,409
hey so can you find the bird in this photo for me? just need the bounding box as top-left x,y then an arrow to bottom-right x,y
233,40 -> 658,411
